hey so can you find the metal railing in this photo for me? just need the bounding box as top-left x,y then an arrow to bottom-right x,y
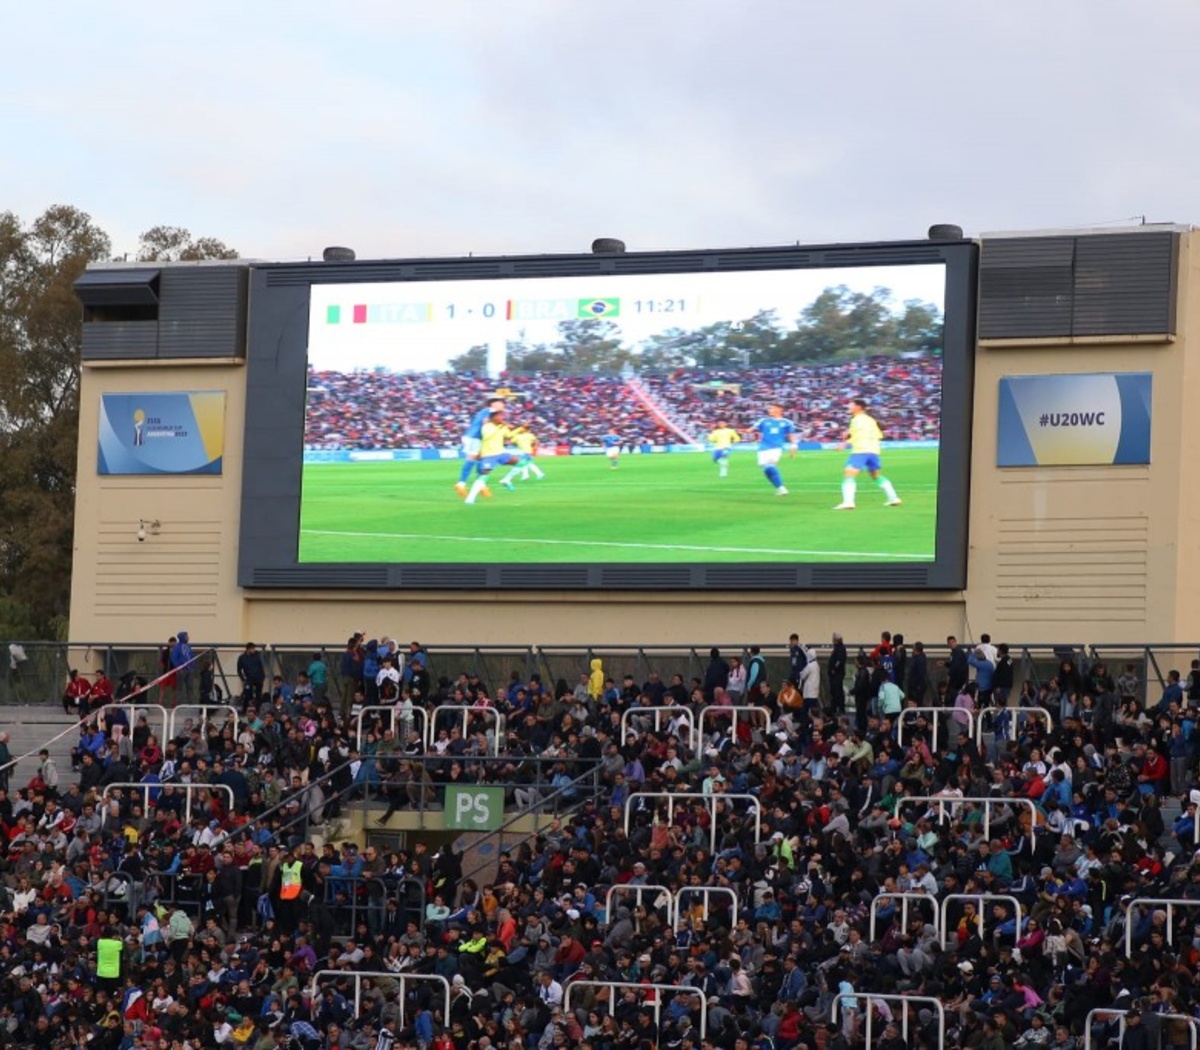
453,762 -> 607,888
625,792 -> 763,853
939,893 -> 1024,946
7,640 -> 1151,710
832,992 -> 945,1050
1124,898 -> 1200,958
868,892 -> 939,941
428,704 -> 504,752
564,980 -> 709,1038
675,886 -> 739,929
619,705 -> 694,746
694,705 -> 771,750
167,703 -> 240,742
102,781 -> 235,824
95,702 -> 170,749
894,795 -> 1040,848
973,705 -> 1054,746
355,705 -> 428,751
896,707 -> 945,750
1084,1009 -> 1199,1050
605,884 -> 674,926
308,969 -> 450,1022
323,875 -> 390,938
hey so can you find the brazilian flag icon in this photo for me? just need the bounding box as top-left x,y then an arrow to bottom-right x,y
578,297 -> 620,319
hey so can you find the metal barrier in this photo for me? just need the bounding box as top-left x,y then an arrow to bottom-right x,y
308,969 -> 450,1023
388,875 -> 428,932
324,876 -> 390,937
1124,898 -> 1200,958
974,705 -> 1054,746
167,703 -> 239,742
895,795 -> 1040,848
620,705 -> 695,746
868,892 -> 939,942
832,991 -> 945,1050
95,703 -> 170,750
896,707 -> 945,750
674,885 -> 739,929
605,884 -> 675,927
97,870 -> 137,917
9,640 -> 1192,711
939,893 -> 1024,946
355,705 -> 428,751
101,780 -> 235,824
625,792 -> 763,854
694,705 -> 771,750
564,980 -> 709,1038
428,704 -> 504,754
1084,1008 -> 1199,1050
144,869 -> 203,920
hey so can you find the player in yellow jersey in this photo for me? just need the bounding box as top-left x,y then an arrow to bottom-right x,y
834,399 -> 901,509
499,426 -> 545,489
707,420 -> 741,478
463,411 -> 519,504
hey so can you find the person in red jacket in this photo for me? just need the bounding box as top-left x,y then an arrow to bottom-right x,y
1135,743 -> 1169,796
62,669 -> 91,717
88,670 -> 115,713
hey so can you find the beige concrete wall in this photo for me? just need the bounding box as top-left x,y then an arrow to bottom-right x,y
69,232 -> 1200,649
242,591 -> 967,648
964,233 -> 1197,643
69,362 -> 248,643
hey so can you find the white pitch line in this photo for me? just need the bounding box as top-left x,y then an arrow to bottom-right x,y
301,529 -> 935,560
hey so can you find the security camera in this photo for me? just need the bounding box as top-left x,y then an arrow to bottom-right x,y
137,525 -> 146,542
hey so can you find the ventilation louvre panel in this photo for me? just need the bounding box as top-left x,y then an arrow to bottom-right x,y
601,567 -> 693,588
252,567 -> 388,587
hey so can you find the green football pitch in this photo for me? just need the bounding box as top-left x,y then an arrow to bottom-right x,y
298,448 -> 939,564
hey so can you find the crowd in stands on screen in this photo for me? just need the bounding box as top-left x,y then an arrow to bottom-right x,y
302,356 -> 942,451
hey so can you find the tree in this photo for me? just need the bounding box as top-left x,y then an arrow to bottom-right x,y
0,205 -> 111,637
447,344 -> 488,373
0,207 -> 238,638
552,319 -> 630,373
136,225 -> 238,262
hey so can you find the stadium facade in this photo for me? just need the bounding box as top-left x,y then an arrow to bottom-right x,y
69,225 -> 1197,645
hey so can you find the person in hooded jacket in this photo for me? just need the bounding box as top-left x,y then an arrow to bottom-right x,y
170,631 -> 195,703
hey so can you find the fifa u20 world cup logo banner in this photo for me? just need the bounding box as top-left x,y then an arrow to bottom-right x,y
98,392 -> 226,475
996,372 -> 1152,467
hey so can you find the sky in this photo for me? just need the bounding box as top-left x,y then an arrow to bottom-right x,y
3,2 -> 1198,262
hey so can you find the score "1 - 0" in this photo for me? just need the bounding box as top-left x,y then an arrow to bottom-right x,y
445,304 -> 497,319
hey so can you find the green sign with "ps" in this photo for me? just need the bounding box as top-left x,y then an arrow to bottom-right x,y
445,785 -> 506,830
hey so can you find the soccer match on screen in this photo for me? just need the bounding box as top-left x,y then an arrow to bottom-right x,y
299,264 -> 945,565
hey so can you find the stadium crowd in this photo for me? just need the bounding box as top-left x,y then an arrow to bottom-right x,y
0,630 -> 1197,1050
303,356 -> 942,452
640,357 -> 943,444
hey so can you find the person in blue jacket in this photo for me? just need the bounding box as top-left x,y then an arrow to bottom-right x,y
170,631 -> 195,703
969,646 -> 995,704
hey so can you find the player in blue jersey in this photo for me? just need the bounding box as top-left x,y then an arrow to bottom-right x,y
749,405 -> 798,495
456,397 -> 506,496
602,433 -> 622,469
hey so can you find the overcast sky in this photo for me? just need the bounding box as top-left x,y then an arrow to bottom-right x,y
4,1 -> 1197,262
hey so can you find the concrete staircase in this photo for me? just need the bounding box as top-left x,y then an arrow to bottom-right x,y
1,704 -> 79,790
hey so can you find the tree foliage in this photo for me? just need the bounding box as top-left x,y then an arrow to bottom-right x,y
497,286 -> 943,375
136,225 -> 238,262
0,206 -> 237,638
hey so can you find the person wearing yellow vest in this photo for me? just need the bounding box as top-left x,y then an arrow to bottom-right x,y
96,933 -> 122,990
272,847 -> 308,933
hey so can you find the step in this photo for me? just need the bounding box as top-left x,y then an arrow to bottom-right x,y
1,705 -> 81,788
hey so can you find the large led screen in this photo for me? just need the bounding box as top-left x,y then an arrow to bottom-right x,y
299,264 -> 947,566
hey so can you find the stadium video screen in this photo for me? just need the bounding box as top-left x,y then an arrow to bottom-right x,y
298,263 -> 948,568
